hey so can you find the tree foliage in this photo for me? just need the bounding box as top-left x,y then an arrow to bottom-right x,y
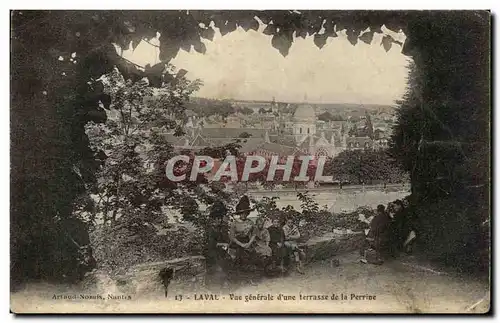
324,149 -> 408,185
236,106 -> 254,115
387,13 -> 489,271
79,66 -> 204,226
187,97 -> 235,118
317,111 -> 344,122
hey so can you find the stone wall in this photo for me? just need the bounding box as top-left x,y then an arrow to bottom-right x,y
84,256 -> 207,297
83,233 -> 365,295
303,231 -> 365,263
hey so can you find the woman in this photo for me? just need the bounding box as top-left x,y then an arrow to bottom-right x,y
248,217 -> 272,259
361,204 -> 391,264
283,218 -> 305,274
229,195 -> 256,265
204,201 -> 230,274
390,199 -> 417,255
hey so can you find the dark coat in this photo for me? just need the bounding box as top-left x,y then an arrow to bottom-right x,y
368,212 -> 392,250
268,226 -> 285,245
389,208 -> 416,250
204,224 -> 229,267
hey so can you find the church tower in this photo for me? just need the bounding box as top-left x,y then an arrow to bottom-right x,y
292,103 -> 316,144
271,96 -> 278,114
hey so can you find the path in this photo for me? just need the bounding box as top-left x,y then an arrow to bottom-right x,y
223,252 -> 490,313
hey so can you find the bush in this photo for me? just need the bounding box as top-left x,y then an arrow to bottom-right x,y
90,223 -> 203,276
253,193 -> 371,240
412,197 -> 489,274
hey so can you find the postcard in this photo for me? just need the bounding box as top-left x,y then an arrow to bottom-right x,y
10,9 -> 491,314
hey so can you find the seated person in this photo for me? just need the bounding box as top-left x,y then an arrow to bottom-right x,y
246,217 -> 272,264
282,218 -> 305,274
361,204 -> 391,264
388,199 -> 416,256
267,217 -> 287,271
229,196 -> 255,265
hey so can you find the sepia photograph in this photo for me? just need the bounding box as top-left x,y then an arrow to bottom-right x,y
10,9 -> 491,314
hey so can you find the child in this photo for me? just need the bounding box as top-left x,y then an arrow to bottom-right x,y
283,218 -> 305,274
267,217 -> 286,272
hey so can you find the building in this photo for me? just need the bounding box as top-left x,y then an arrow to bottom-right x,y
168,100 -> 389,159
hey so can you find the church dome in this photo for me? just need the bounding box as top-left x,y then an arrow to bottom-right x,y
293,104 -> 316,122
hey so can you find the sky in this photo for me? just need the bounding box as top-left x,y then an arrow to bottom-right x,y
118,21 -> 411,105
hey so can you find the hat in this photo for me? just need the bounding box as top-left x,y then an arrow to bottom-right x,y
233,195 -> 254,215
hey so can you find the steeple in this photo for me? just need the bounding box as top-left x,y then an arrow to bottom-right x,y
331,131 -> 336,147
264,130 -> 270,143
303,93 -> 308,103
342,131 -> 347,147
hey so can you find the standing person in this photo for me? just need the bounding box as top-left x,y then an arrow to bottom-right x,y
204,201 -> 230,276
229,195 -> 255,265
283,218 -> 305,274
361,204 -> 391,264
267,217 -> 286,272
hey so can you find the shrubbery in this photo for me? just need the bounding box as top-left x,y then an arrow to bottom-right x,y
90,223 -> 204,275
411,197 -> 490,274
253,192 -> 372,240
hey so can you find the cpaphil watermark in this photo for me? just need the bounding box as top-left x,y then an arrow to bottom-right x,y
165,155 -> 332,182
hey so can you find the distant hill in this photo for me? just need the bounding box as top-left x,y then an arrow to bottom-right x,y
192,97 -> 397,114
314,103 -> 397,115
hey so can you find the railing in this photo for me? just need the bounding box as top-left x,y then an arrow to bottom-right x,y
246,183 -> 410,195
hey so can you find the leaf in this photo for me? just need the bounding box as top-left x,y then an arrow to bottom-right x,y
193,41 -> 206,54
335,21 -> 347,32
381,35 -> 394,52
384,22 -> 402,33
313,33 -> 328,49
240,18 -> 259,32
370,25 -> 383,34
296,29 -> 307,39
176,69 -> 188,79
271,32 -> 292,56
219,21 -> 237,36
199,27 -> 215,41
145,62 -> 166,87
131,36 -> 142,51
263,24 -> 276,36
305,15 -> 323,35
322,19 -> 337,38
258,14 -> 272,25
346,29 -> 360,46
114,32 -> 132,51
324,28 -> 338,38
359,31 -> 374,45
180,41 -> 192,52
158,36 -> 180,62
